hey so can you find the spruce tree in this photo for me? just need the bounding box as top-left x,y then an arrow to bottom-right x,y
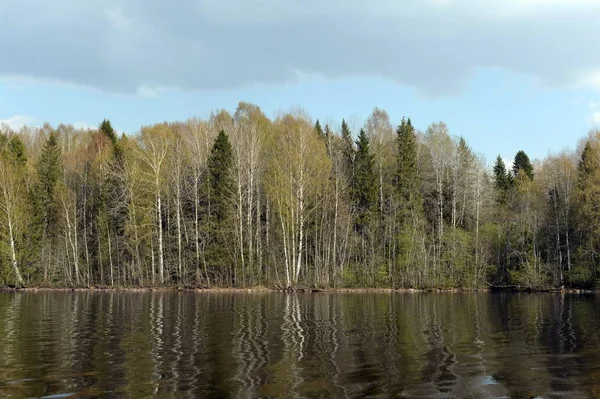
314,120 -> 325,140
513,150 -> 534,180
99,119 -> 124,164
206,130 -> 234,283
37,132 -> 63,232
352,129 -> 377,230
208,130 -> 233,222
493,155 -> 511,203
396,117 -> 420,209
7,136 -> 27,167
340,119 -> 354,179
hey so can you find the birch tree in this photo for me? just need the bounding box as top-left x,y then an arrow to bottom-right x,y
0,159 -> 25,285
138,125 -> 171,285
267,113 -> 330,287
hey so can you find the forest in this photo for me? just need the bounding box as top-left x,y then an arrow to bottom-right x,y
0,102 -> 597,289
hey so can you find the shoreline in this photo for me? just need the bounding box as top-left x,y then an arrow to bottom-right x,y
0,286 -> 594,294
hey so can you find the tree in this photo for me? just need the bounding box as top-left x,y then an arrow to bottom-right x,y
366,108 -> 394,214
493,155 -> 511,203
513,150 -> 534,181
314,120 -> 324,140
396,118 -> 420,212
209,131 -> 233,222
340,119 -> 354,179
266,113 -> 330,287
138,124 -> 171,285
576,139 -> 600,284
207,130 -> 235,284
0,159 -> 26,285
37,132 -> 63,232
353,129 -> 377,230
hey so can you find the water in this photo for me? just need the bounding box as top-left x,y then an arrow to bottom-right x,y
0,292 -> 598,398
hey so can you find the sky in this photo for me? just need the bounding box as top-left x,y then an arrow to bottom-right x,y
2,0 -> 600,164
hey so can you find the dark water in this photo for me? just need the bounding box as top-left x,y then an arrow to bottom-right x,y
1,293 -> 599,398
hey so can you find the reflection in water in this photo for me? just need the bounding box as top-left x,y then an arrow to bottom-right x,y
2,292 -> 600,397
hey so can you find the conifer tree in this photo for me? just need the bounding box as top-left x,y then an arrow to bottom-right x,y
6,136 -> 27,167
513,150 -> 534,181
37,132 -> 63,233
206,130 -> 234,283
396,118 -> 420,211
208,130 -> 234,222
352,129 -> 377,230
493,155 -> 511,203
340,119 -> 354,179
314,120 -> 325,140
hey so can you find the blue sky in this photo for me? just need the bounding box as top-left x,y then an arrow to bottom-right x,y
2,0 -> 600,164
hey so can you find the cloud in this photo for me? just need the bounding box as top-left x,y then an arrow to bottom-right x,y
1,0 -> 600,95
0,115 -> 35,131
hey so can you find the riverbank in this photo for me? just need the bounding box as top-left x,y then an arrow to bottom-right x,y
0,286 -> 594,294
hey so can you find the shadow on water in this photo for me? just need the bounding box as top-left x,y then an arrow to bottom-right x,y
0,291 -> 599,398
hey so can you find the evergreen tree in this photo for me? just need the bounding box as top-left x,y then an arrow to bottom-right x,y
208,130 -> 234,222
99,119 -> 118,144
352,129 -> 377,230
513,150 -> 534,180
340,119 -> 354,179
37,132 -> 63,233
314,120 -> 325,140
493,155 -> 511,203
396,118 -> 420,209
99,119 -> 124,164
6,136 -> 27,167
207,130 -> 234,283
323,124 -> 334,156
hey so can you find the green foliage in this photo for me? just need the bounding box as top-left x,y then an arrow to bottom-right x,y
208,130 -> 233,222
493,155 -> 511,203
36,132 -> 63,233
0,107 -> 596,290
396,117 -> 420,214
6,136 -> 27,166
352,129 -> 377,230
206,130 -> 234,283
340,119 -> 354,179
513,150 -> 534,181
314,120 -> 324,140
340,268 -> 360,287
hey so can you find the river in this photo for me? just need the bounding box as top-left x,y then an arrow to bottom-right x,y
0,291 -> 597,398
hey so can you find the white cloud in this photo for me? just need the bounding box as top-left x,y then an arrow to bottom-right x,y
0,115 -> 35,131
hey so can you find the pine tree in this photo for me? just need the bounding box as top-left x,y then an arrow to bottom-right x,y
513,150 -> 534,181
396,118 -> 420,210
352,129 -> 377,230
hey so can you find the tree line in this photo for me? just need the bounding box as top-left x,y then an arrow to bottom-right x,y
0,103 -> 597,288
